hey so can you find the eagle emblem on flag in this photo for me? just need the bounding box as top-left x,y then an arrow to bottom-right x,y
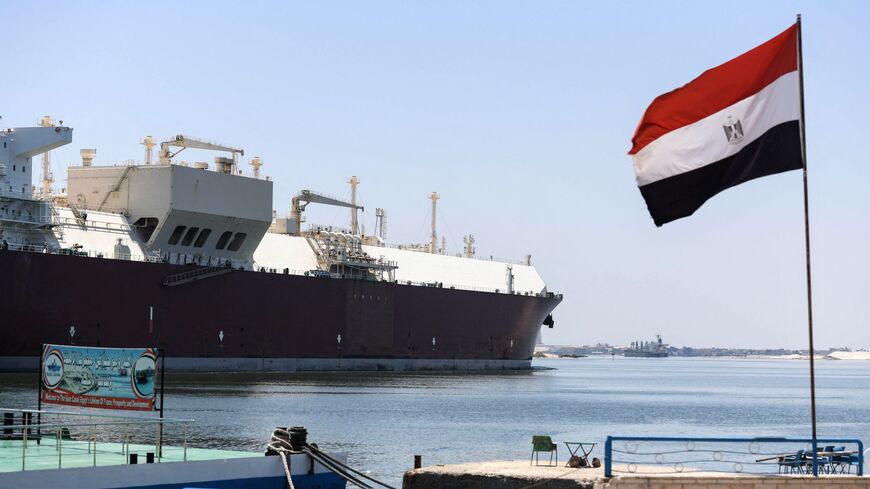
723,117 -> 745,145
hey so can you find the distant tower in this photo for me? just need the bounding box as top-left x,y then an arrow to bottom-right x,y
37,116 -> 55,199
250,156 -> 263,178
375,208 -> 386,241
142,136 -> 156,165
429,192 -> 439,254
349,176 -> 360,235
463,234 -> 475,258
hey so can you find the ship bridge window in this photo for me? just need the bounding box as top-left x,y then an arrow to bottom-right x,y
132,217 -> 159,243
215,231 -> 233,250
168,225 -> 186,245
194,228 -> 212,248
227,232 -> 248,252
181,227 -> 200,246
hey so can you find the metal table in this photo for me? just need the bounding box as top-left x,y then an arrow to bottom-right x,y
564,441 -> 596,467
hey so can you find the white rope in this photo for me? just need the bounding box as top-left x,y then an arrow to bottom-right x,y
268,428 -> 295,489
268,427 -> 395,489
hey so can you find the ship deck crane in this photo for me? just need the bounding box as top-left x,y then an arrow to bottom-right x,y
158,135 -> 244,173
290,190 -> 363,235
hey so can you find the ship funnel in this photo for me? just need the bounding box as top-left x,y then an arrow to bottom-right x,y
142,136 -> 156,165
214,156 -> 233,174
80,148 -> 96,167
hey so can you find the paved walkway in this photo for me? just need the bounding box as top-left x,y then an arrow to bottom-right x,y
403,460 -> 867,489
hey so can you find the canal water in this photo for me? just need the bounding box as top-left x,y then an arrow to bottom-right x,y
2,356 -> 869,485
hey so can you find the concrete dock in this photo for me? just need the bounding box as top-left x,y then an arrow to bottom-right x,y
402,460 -> 869,489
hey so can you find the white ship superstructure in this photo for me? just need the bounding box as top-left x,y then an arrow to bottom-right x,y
2,121 -> 548,295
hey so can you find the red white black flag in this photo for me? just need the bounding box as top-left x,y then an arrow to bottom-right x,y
629,24 -> 802,226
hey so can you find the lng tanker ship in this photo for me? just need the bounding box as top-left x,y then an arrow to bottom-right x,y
0,118 -> 561,371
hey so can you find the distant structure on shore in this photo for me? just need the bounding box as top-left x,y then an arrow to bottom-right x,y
624,335 -> 669,358
535,342 -> 864,359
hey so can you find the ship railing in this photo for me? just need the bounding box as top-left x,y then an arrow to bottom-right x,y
0,214 -> 53,228
604,435 -> 865,477
52,215 -> 132,232
306,223 -> 353,235
395,279 -> 557,297
254,265 -> 314,277
3,242 -> 162,263
0,407 -> 195,472
250,264 -> 557,296
0,187 -> 41,201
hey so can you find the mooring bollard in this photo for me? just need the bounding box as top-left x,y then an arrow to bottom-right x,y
414,455 -> 422,469
289,426 -> 308,451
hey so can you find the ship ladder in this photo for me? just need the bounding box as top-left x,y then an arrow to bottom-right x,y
97,165 -> 134,211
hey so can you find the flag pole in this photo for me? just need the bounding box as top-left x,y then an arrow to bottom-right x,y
796,13 -> 819,476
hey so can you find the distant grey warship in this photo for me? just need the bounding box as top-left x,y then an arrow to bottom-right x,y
624,335 -> 669,358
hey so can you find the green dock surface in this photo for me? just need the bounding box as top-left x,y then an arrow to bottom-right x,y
0,437 -> 258,473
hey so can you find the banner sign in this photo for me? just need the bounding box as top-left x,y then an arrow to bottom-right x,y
41,344 -> 158,411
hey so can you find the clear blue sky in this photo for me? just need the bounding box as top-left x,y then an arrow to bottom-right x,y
5,1 -> 868,349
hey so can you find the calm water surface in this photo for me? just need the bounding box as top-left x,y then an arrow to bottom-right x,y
2,356 -> 869,485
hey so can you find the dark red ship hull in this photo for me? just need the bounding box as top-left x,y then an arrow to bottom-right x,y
1,250 -> 561,371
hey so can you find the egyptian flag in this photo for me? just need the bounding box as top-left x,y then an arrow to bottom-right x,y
629,24 -> 802,226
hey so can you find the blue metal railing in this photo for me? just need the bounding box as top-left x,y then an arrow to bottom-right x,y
604,436 -> 863,477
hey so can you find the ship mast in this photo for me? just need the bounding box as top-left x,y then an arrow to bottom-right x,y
37,116 -> 55,199
250,156 -> 263,178
349,176 -> 360,235
463,234 -> 475,258
429,191 -> 439,254
375,208 -> 386,241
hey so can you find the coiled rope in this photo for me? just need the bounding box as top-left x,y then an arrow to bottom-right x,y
268,427 -> 396,489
